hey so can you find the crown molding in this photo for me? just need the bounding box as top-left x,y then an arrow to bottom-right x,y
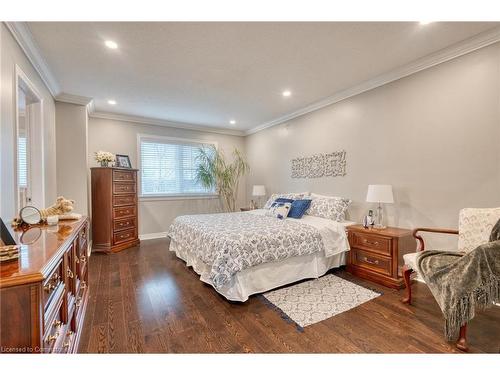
245,26 -> 500,135
89,111 -> 245,137
55,93 -> 93,106
4,22 -> 60,97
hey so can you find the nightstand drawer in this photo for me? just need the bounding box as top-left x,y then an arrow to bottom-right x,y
351,248 -> 392,276
351,232 -> 392,256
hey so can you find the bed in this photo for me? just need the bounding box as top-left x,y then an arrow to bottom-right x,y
168,208 -> 353,301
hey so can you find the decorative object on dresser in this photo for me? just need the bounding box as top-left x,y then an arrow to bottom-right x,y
0,217 -> 90,353
115,154 -> 132,168
346,225 -> 415,289
0,218 -> 19,263
366,184 -> 394,229
362,209 -> 375,229
251,185 -> 266,208
91,167 -> 140,253
94,150 -> 115,168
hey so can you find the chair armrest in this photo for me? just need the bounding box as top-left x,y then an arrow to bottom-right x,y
412,227 -> 459,252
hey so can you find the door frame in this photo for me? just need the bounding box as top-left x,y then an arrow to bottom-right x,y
14,64 -> 45,213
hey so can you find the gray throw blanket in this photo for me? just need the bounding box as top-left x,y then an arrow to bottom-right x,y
416,220 -> 500,341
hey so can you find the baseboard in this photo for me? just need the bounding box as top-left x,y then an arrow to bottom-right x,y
139,232 -> 168,240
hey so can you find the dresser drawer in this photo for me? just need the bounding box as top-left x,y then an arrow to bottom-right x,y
60,327 -> 76,354
113,169 -> 135,182
113,217 -> 137,232
113,205 -> 136,219
113,194 -> 137,207
76,251 -> 88,280
351,232 -> 392,256
73,282 -> 87,329
351,248 -> 392,276
113,228 -> 136,245
113,182 -> 136,195
42,297 -> 64,353
79,222 -> 89,250
42,259 -> 64,310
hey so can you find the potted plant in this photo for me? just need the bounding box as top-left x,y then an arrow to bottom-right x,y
195,146 -> 249,212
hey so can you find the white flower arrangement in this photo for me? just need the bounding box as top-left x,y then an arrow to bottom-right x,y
94,151 -> 115,164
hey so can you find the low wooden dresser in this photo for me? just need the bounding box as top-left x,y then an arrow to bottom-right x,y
91,167 -> 140,253
346,225 -> 416,289
0,218 -> 89,353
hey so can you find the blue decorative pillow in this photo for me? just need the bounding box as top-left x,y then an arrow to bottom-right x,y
270,197 -> 294,208
288,199 -> 312,219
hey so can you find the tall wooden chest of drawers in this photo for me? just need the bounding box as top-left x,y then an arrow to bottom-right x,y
91,167 -> 140,253
0,218 -> 90,353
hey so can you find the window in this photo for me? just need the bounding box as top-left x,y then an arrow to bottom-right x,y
17,136 -> 28,188
138,136 -> 216,197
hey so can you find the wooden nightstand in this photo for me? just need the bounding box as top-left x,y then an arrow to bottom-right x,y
346,225 -> 416,289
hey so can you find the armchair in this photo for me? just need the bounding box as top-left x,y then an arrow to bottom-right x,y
402,207 -> 500,352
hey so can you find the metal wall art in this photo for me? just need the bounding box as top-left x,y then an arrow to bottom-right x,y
291,150 -> 346,178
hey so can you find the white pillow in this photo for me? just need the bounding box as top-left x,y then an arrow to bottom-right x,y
266,202 -> 292,220
263,192 -> 310,209
306,196 -> 351,222
311,193 -> 337,199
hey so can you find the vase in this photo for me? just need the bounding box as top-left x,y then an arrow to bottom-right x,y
100,161 -> 109,167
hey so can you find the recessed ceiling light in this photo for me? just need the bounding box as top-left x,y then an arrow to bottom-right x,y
419,21 -> 432,25
282,90 -> 292,97
107,100 -> 116,105
104,40 -> 118,49
229,120 -> 236,125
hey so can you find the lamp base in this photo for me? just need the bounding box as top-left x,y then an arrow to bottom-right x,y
373,224 -> 387,230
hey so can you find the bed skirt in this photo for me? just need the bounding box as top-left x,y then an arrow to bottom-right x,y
169,239 -> 347,302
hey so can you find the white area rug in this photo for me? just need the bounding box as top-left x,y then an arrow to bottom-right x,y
262,274 -> 381,328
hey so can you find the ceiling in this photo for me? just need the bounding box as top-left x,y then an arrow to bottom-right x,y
27,22 -> 500,134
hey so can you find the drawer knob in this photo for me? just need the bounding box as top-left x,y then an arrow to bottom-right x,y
75,297 -> 82,307
363,256 -> 379,265
44,283 -> 56,293
67,268 -> 74,279
80,255 -> 87,264
44,272 -> 60,293
46,332 -> 59,343
363,239 -> 379,246
63,331 -> 74,349
53,320 -> 62,328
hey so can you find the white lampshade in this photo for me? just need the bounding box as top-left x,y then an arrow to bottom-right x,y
252,185 -> 266,197
366,184 -> 394,204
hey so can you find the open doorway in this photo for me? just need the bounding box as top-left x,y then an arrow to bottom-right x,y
15,66 -> 44,212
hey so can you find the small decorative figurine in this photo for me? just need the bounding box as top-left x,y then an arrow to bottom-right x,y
363,210 -> 375,229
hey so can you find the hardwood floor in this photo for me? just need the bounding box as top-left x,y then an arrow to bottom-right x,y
78,238 -> 500,353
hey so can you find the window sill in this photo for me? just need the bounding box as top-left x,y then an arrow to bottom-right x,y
139,194 -> 219,202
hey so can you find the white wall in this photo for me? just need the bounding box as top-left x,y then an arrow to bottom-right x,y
0,23 -> 56,220
245,43 -> 500,249
88,117 -> 246,236
55,101 -> 89,215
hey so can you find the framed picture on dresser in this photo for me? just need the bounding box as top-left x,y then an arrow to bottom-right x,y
115,154 -> 132,168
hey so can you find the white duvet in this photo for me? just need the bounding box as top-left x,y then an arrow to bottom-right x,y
248,209 -> 353,257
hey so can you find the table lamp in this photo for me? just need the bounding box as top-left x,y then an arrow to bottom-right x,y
366,184 -> 394,229
252,185 -> 266,208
